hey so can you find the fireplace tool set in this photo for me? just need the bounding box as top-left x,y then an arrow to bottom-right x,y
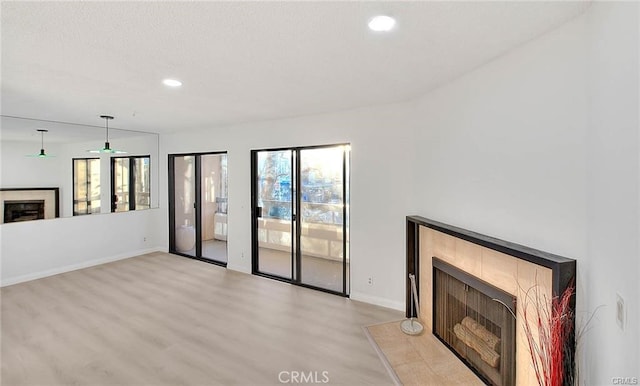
401,273 -> 424,335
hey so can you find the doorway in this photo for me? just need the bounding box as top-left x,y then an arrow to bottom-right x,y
251,144 -> 350,296
169,152 -> 228,265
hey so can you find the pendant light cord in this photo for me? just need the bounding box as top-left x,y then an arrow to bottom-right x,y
100,115 -> 114,150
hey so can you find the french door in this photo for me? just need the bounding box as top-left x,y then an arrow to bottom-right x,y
251,144 -> 350,296
169,152 -> 228,266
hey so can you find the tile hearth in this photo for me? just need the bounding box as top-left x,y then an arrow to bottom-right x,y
366,320 -> 483,386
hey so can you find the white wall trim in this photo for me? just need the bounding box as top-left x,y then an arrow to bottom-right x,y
350,291 -> 405,311
0,246 -> 165,287
226,263 -> 251,274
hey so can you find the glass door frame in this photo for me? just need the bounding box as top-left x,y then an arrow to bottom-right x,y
168,151 -> 228,267
250,143 -> 349,297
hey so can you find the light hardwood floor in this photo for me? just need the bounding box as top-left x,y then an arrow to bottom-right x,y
1,252 -> 402,385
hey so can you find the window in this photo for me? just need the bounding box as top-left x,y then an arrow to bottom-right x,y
257,149 -> 344,225
111,156 -> 150,212
73,158 -> 101,215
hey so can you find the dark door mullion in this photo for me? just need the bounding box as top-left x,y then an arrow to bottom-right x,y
110,158 -> 116,212
86,160 -> 92,214
128,158 -> 136,211
168,155 -> 176,253
342,149 -> 347,296
195,155 -> 203,259
290,150 -> 295,281
294,150 -> 302,283
250,151 -> 259,274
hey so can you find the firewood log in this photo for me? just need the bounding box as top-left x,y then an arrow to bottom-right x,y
453,323 -> 500,368
461,316 -> 501,353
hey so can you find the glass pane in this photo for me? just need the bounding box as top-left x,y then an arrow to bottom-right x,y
299,146 -> 347,293
173,156 -> 196,257
73,159 -> 87,215
201,154 -> 228,263
73,158 -> 100,215
75,201 -> 87,215
113,158 -> 129,212
134,157 -> 150,210
256,150 -> 293,279
88,159 -> 101,214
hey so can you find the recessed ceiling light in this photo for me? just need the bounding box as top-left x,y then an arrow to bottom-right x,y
162,78 -> 182,87
368,15 -> 396,32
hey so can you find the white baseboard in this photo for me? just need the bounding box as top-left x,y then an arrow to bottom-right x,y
1,246 -> 166,287
226,263 -> 251,274
350,291 -> 405,311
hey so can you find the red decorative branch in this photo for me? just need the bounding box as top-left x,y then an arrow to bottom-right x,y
521,280 -> 575,386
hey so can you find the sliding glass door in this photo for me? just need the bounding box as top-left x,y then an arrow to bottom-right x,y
252,144 -> 349,295
200,154 -> 228,262
254,150 -> 294,279
299,146 -> 348,293
169,152 -> 228,265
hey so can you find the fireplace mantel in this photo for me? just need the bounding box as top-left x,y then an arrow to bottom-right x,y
406,215 -> 576,315
406,215 -> 576,386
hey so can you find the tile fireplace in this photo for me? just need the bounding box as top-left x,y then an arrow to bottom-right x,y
406,216 -> 576,386
0,188 -> 59,224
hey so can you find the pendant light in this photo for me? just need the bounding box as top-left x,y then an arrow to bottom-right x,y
27,129 -> 55,158
88,115 -> 126,154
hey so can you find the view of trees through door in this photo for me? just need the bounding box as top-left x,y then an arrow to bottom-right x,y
252,144 -> 350,295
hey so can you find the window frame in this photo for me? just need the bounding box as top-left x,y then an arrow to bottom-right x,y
110,155 -> 151,213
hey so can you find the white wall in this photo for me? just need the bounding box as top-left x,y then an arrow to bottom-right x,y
0,208 -> 164,285
412,2 -> 639,382
413,14 -> 589,258
585,2 -> 640,381
0,141 -> 66,187
1,136 -> 163,285
0,141 -> 68,210
160,102 -> 418,310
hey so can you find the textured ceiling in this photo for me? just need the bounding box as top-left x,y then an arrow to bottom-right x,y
1,1 -> 590,134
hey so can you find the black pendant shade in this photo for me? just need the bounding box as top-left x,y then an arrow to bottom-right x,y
27,129 -> 55,158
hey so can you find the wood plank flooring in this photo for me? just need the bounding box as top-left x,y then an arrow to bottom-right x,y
1,252 -> 402,385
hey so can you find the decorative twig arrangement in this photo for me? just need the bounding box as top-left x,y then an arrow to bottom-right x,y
521,281 -> 576,386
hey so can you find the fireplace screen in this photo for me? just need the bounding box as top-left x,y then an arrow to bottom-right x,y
4,200 -> 45,223
433,257 -> 516,386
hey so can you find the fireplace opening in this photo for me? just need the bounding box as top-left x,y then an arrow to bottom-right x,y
433,257 -> 516,386
4,200 -> 45,223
